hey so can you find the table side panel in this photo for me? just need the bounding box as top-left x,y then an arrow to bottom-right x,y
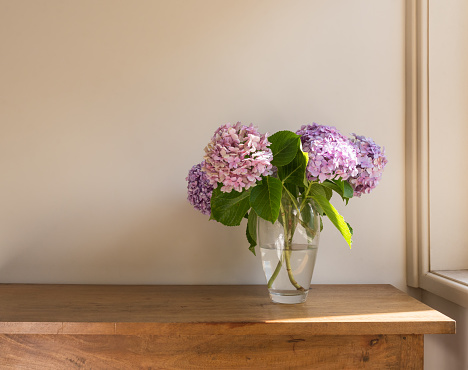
0,334 -> 423,369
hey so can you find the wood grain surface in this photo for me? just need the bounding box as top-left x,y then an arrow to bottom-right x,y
0,284 -> 455,336
0,334 -> 423,369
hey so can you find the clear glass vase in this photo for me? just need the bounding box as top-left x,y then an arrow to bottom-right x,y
258,194 -> 321,304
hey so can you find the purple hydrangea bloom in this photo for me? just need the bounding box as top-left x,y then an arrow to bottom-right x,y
296,123 -> 358,182
349,134 -> 388,197
186,162 -> 214,215
203,122 -> 273,193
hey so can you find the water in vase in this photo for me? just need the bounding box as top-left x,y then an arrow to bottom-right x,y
260,244 -> 318,304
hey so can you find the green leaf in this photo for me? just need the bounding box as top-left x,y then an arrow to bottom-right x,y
342,181 -> 354,199
269,131 -> 301,166
246,228 -> 256,255
322,180 -> 343,197
247,210 -> 257,240
299,201 -> 319,242
306,184 -> 327,215
246,210 -> 258,255
309,183 -> 329,197
277,149 -> 308,186
306,182 -> 332,201
283,182 -> 298,198
322,179 -> 354,202
322,185 -> 333,200
346,222 -> 354,236
210,187 -> 251,226
250,176 -> 282,223
309,187 -> 353,248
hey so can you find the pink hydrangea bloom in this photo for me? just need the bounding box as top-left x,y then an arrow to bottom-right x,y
296,123 -> 358,182
349,134 -> 388,197
203,122 -> 273,193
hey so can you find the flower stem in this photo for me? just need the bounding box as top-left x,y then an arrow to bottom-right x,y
267,259 -> 283,288
282,185 -> 317,240
285,250 -> 305,291
300,180 -> 316,212
280,202 -> 305,291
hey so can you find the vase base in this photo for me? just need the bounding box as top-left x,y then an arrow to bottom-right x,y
269,290 -> 308,304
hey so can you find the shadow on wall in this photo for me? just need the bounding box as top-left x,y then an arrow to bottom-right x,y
0,200 -> 263,284
423,291 -> 468,370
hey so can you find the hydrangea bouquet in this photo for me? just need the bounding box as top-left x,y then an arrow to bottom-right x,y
186,122 -> 387,302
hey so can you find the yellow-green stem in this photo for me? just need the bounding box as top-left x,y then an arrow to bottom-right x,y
267,259 -> 283,288
282,186 -> 316,239
281,202 -> 304,291
299,180 -> 316,212
285,250 -> 305,291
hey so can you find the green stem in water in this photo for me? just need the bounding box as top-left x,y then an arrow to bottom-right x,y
281,203 -> 304,291
285,250 -> 305,291
267,207 -> 287,288
267,258 -> 283,288
267,202 -> 305,291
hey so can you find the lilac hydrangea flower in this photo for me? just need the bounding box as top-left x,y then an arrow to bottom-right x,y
296,123 -> 358,182
349,134 -> 388,197
203,122 -> 273,193
186,162 -> 214,215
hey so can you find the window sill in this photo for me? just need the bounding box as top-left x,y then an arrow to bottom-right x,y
420,272 -> 468,308
433,270 -> 468,287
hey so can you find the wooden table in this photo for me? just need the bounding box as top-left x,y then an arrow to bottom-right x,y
0,284 -> 455,369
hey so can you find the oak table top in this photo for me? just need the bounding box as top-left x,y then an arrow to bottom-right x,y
0,284 -> 455,336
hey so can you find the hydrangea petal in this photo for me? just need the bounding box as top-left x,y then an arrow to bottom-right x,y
348,133 -> 388,197
202,122 -> 273,193
296,123 -> 358,183
186,161 -> 214,215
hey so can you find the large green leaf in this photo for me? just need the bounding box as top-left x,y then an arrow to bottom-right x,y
250,176 -> 282,223
334,178 -> 354,199
321,180 -> 343,197
246,210 -> 258,255
277,149 -> 308,186
309,183 -> 329,198
210,187 -> 251,226
283,182 -> 298,199
322,179 -> 354,203
306,184 -> 327,215
269,131 -> 301,166
322,185 -> 333,200
309,187 -> 353,248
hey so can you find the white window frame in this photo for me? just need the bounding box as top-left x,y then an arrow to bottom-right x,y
405,0 -> 468,307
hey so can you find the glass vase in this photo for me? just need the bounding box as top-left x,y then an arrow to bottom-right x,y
258,194 -> 321,304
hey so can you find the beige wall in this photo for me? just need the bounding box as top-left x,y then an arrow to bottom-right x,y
0,1 -> 405,286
